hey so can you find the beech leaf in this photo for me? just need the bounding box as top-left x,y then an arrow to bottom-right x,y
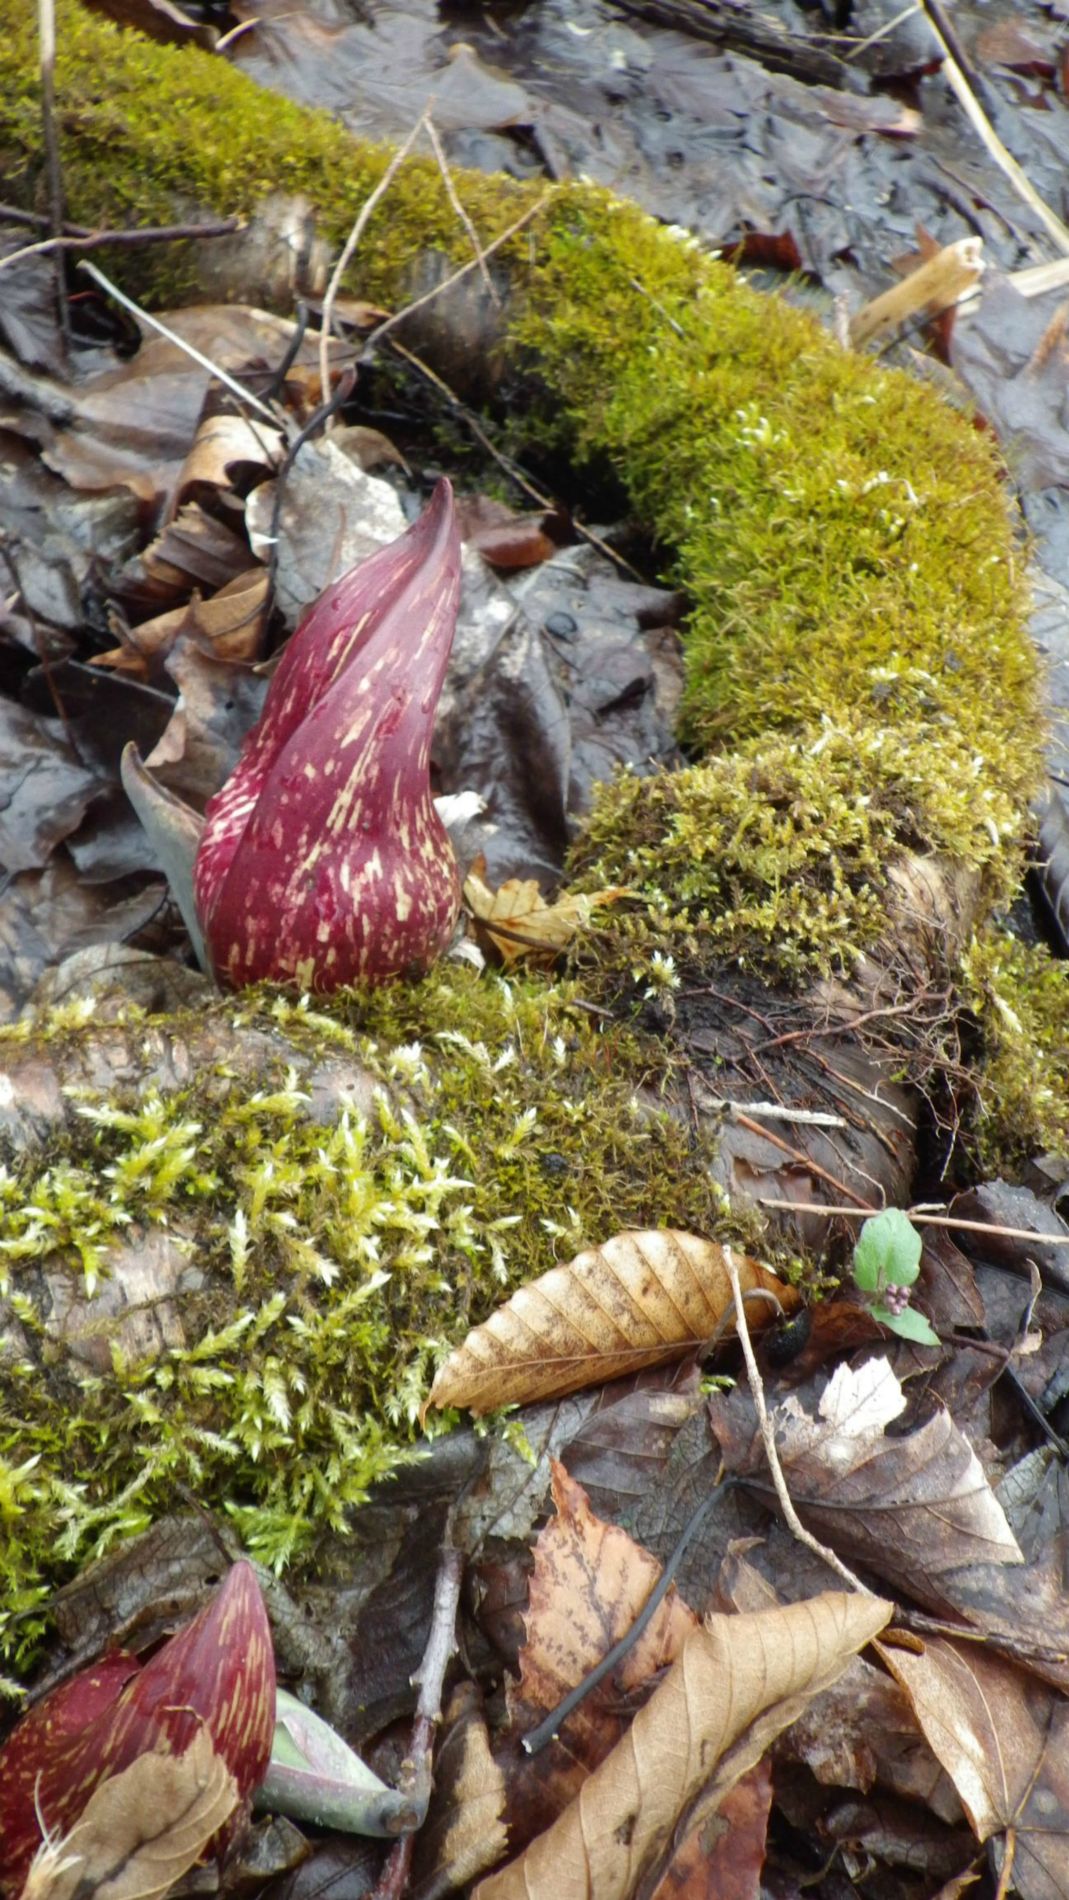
18,1730 -> 237,1900
475,1592 -> 893,1900
463,868 -> 629,967
426,1231 -> 796,1414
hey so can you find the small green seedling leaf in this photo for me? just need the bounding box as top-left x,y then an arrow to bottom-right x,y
852,1208 -> 922,1292
870,1303 -> 940,1346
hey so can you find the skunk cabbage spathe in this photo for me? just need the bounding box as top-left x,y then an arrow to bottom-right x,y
0,1563 -> 275,1893
194,479 -> 462,992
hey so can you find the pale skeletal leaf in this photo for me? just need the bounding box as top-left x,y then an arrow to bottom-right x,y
19,1729 -> 237,1900
427,1231 -> 796,1414
475,1592 -> 892,1900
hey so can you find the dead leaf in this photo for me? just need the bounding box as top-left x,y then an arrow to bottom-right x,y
475,1591 -> 892,1900
463,867 -> 628,966
712,1358 -> 1023,1615
879,1634 -> 1069,1899
647,1759 -> 772,1900
426,1231 -> 796,1413
170,410 -> 282,517
18,1728 -> 238,1900
501,1462 -> 698,1848
413,1683 -> 508,1896
97,570 -> 271,676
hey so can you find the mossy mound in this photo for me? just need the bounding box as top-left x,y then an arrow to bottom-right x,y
0,0 -> 1043,846
958,928 -> 1069,1170
569,717 -> 1024,986
0,971 -> 748,1666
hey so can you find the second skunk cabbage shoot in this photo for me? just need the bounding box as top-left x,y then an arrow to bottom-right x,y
0,1563 -> 275,1893
194,480 -> 462,993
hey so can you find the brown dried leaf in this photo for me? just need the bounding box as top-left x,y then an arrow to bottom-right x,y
502,1463 -> 697,1846
170,411 -> 282,516
476,1591 -> 893,1900
426,1231 -> 796,1414
879,1634 -> 1069,1896
647,1759 -> 772,1900
766,1358 -> 1022,1606
97,570 -> 270,675
18,1728 -> 238,1900
463,868 -> 628,967
413,1683 -> 508,1896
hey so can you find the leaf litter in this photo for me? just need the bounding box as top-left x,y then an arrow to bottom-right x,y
3,0 -> 1069,1894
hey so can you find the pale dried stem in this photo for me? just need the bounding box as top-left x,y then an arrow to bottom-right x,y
849,238 -> 984,347
921,0 -> 1069,256
722,1246 -> 872,1595
318,111 -> 431,404
423,114 -> 499,305
362,194 -> 549,354
37,0 -> 70,350
76,259 -> 280,424
754,1198 -> 1069,1246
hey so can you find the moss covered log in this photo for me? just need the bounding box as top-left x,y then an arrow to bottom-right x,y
0,0 -> 1042,827
1,0 -> 1067,1672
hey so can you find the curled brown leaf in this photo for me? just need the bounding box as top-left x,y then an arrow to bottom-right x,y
426,1231 -> 796,1414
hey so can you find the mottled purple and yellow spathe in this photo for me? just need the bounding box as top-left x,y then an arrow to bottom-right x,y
0,1562 -> 276,1892
194,479 -> 462,992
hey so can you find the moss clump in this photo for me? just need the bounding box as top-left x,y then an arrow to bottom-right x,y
569,716 -> 1022,986
957,928 -> 1069,1172
0,968 -> 741,1666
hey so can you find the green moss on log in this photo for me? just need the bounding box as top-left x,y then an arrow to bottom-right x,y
0,0 -> 1043,848
0,972 -> 756,1666
959,928 -> 1069,1169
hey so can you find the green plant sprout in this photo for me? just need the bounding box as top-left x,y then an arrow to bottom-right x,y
851,1209 -> 939,1346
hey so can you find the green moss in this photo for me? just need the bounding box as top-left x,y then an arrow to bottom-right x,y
0,968 -> 745,1665
569,715 -> 1023,987
957,928 -> 1069,1172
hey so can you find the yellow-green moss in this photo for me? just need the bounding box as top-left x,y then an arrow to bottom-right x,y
0,968 -> 756,1666
958,928 -> 1069,1171
569,715 -> 1023,986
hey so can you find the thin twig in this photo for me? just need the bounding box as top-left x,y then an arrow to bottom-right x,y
732,1111 -> 874,1209
521,1482 -> 728,1757
38,0 -> 70,353
424,113 -> 499,305
921,0 -> 1069,257
754,1197 -> 1069,1245
76,259 -> 280,423
318,111 -> 431,406
0,216 -> 240,276
387,336 -> 646,579
842,1 -> 923,62
371,1541 -> 464,1900
360,192 -> 550,355
723,1245 -> 871,1594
